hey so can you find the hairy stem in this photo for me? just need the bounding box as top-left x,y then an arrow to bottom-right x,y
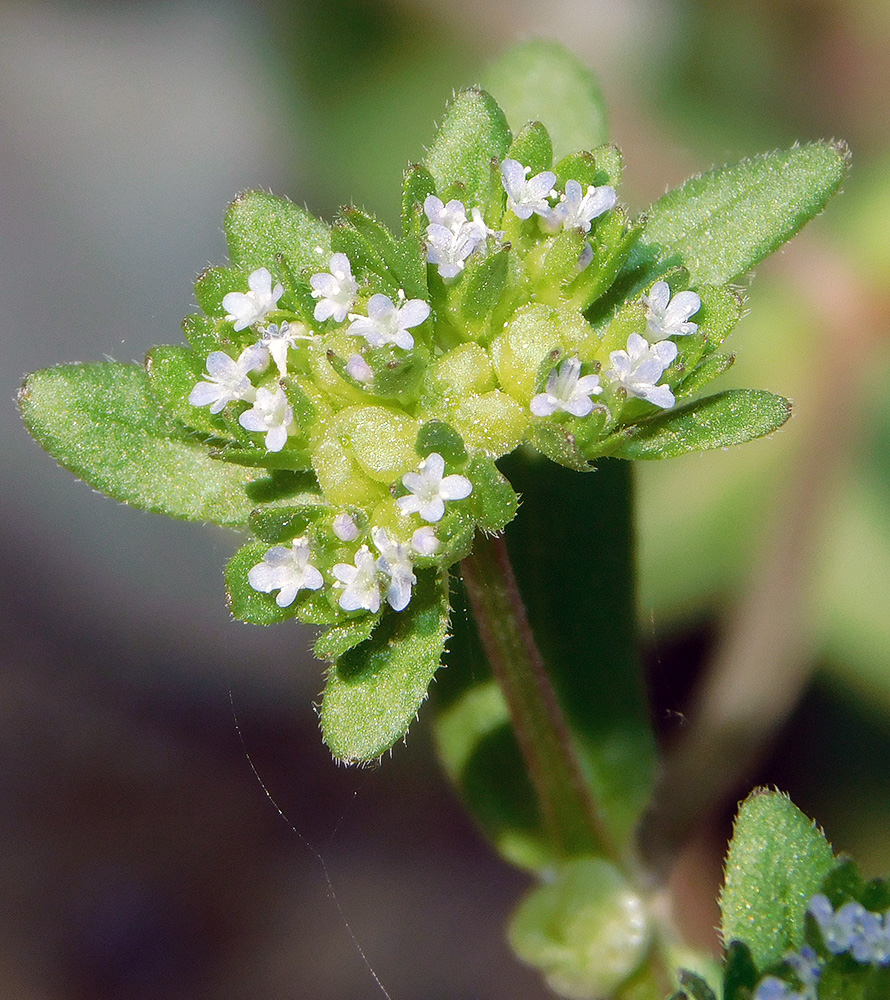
461,532 -> 619,862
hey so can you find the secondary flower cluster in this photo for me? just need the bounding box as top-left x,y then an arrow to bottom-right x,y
750,893 -> 890,1000
182,139 -> 708,624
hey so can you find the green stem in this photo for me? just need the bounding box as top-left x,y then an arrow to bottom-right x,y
461,532 -> 619,863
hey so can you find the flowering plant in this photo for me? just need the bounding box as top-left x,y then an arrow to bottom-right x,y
19,39 -> 862,1000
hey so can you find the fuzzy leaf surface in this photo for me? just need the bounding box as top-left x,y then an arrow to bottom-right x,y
610,390 -> 791,460
625,141 -> 850,287
225,190 -> 331,275
721,789 -> 836,970
19,363 -> 257,526
320,570 -> 450,762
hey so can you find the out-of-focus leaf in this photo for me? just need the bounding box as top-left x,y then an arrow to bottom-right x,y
483,39 -> 609,158
19,363 -> 258,526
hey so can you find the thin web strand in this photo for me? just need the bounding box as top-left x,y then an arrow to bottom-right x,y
228,689 -> 395,1000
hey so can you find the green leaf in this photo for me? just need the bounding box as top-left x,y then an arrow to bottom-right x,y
507,121 -> 553,175
144,344 -> 233,439
434,674 -> 551,871
459,244 -> 510,324
675,352 -> 736,397
248,501 -> 328,544
19,362 -> 258,526
675,971 -> 718,1000
722,941 -> 758,1000
333,207 -> 427,298
225,190 -> 331,276
483,40 -> 609,159
498,454 -> 657,851
194,266 -> 244,317
423,88 -> 511,213
415,420 -> 467,465
625,141 -> 851,287
721,789 -> 836,970
320,569 -> 450,762
609,390 -> 792,461
467,455 -> 519,532
401,163 -> 437,240
181,313 -> 226,355
555,145 -> 623,190
314,613 -> 382,661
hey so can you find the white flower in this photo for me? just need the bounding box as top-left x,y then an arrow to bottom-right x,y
606,332 -> 678,409
423,195 -> 498,278
222,267 -> 284,331
410,526 -> 439,557
530,357 -> 603,417
310,253 -> 358,323
396,452 -> 473,523
371,527 -> 416,612
188,345 -> 268,413
333,545 -> 381,613
258,321 -> 315,377
332,512 -> 360,541
500,158 -> 557,220
642,281 -> 701,338
345,353 -> 374,383
238,385 -> 295,451
247,537 -> 324,607
544,180 -> 617,233
347,293 -> 430,350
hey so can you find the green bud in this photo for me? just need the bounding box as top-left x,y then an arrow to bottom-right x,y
508,857 -> 651,999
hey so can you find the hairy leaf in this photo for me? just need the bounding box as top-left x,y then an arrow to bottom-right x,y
625,141 -> 850,287
609,390 -> 791,460
721,790 -> 836,970
320,570 -> 450,762
19,363 -> 258,526
225,190 -> 331,276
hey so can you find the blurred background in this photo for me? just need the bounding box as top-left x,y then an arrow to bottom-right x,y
3,0 -> 890,996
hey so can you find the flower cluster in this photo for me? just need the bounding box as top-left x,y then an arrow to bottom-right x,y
749,893 -> 890,1000
808,893 -> 890,964
178,117 -> 723,631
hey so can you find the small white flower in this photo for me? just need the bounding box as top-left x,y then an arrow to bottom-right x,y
544,180 -> 617,233
333,545 -> 381,613
258,321 -> 315,377
247,537 -> 324,607
606,332 -> 678,409
530,357 -> 603,417
500,158 -> 557,220
310,253 -> 358,323
332,512 -> 360,541
347,293 -> 430,350
188,345 -> 268,413
410,526 -> 439,557
423,195 -> 498,279
371,527 -> 416,612
238,385 -> 295,451
423,195 -> 469,232
642,281 -> 701,338
345,353 -> 374,383
396,452 -> 473,523
222,267 -> 284,331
